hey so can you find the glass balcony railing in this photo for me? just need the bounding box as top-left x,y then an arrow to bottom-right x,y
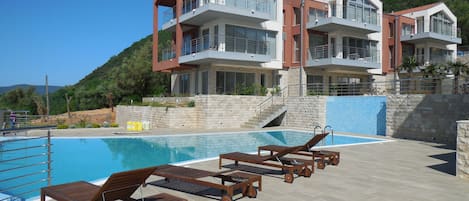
309,44 -> 380,63
165,0 -> 275,20
416,54 -> 455,66
157,34 -> 274,62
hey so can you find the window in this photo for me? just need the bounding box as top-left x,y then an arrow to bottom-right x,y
294,35 -> 300,62
342,37 -> 378,62
417,17 -> 424,33
345,0 -> 378,25
179,74 -> 190,95
430,12 -> 453,36
216,71 -> 256,95
401,24 -> 413,36
201,71 -> 208,94
309,8 -> 327,23
389,23 -> 394,37
307,75 -> 323,95
213,25 -> 218,50
261,74 -> 266,87
337,76 -> 361,96
294,8 -> 301,25
225,25 -> 276,57
202,29 -> 209,50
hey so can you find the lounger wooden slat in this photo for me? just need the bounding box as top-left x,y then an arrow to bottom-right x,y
219,145 -> 314,183
257,132 -> 340,169
152,165 -> 261,201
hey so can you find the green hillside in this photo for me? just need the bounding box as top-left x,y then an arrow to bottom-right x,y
47,31 -> 172,114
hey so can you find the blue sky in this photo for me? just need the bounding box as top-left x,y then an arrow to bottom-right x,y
0,0 -> 169,87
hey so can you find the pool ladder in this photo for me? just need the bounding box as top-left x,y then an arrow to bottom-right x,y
313,125 -> 334,146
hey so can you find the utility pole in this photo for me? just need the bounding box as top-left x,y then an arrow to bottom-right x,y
45,75 -> 50,120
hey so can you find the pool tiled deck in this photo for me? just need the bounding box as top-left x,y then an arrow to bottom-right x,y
142,138 -> 469,201
28,128 -> 469,200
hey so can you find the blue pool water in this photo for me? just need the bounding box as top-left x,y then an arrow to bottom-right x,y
0,130 -> 384,199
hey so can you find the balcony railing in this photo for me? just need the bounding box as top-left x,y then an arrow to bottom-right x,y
165,0 -> 275,20
310,44 -> 380,63
416,54 -> 455,65
160,46 -> 176,61
181,35 -> 272,56
312,6 -> 380,25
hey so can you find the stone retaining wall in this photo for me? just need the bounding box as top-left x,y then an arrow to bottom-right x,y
284,96 -> 327,129
117,95 -> 264,129
387,95 -> 469,147
457,120 -> 469,180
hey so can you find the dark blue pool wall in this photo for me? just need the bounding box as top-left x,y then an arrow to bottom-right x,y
326,96 -> 386,136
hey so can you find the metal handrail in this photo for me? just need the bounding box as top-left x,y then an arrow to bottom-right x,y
324,125 -> 333,145
0,128 -> 52,200
0,161 -> 50,173
257,86 -> 288,121
0,153 -> 48,164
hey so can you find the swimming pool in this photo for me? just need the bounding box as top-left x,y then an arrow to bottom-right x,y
0,130 -> 386,199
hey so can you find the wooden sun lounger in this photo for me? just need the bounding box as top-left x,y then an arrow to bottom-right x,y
257,132 -> 340,169
41,167 -> 186,201
152,165 -> 261,201
219,145 -> 314,183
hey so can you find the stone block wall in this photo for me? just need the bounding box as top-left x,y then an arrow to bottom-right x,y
117,95 -> 265,129
116,105 -> 199,129
195,95 -> 265,129
457,120 -> 469,180
284,96 -> 327,129
387,95 -> 469,147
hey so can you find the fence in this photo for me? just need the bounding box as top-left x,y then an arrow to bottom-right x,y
287,76 -> 469,97
0,127 -> 53,201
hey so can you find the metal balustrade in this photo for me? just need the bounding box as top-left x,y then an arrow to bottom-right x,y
0,128 -> 53,201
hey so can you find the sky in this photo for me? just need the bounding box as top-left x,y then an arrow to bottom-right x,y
0,0 -> 169,87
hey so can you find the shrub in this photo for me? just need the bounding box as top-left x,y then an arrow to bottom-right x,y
57,124 -> 69,129
85,123 -> 93,128
110,123 -> 119,127
186,100 -> 195,107
69,124 -> 76,129
91,123 -> 101,128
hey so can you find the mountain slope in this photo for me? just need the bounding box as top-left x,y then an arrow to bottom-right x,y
48,32 -> 171,114
0,85 -> 62,95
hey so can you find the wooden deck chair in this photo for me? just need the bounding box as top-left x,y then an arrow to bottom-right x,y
41,166 -> 186,201
219,145 -> 314,183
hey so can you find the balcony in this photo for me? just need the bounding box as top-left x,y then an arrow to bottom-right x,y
307,44 -> 380,69
162,0 -> 275,31
416,54 -> 455,66
307,6 -> 380,34
401,32 -> 462,45
177,35 -> 273,64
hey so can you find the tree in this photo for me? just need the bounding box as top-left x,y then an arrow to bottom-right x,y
447,61 -> 469,94
65,93 -> 73,118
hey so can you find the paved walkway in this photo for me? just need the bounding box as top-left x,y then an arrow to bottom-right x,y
23,128 -> 469,200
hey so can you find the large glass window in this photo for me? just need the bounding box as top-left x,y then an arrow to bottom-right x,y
342,37 -> 379,62
402,24 -> 413,36
344,0 -> 378,25
430,48 -> 453,64
307,75 -> 324,95
309,8 -> 327,23
225,25 -> 276,57
179,74 -> 190,95
216,71 -> 255,95
431,12 -> 453,36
